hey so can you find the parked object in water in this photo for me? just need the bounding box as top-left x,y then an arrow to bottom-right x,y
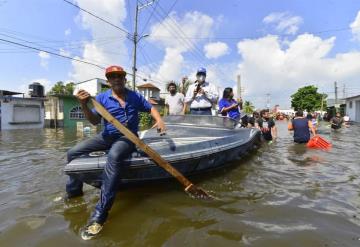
306,135 -> 332,150
64,115 -> 261,188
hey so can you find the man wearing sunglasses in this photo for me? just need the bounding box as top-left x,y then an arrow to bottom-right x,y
66,65 -> 166,240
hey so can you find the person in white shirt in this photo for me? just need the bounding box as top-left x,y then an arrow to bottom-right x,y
165,82 -> 186,115
185,67 -> 219,115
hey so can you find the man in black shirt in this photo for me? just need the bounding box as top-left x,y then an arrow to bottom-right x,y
258,110 -> 277,141
330,112 -> 343,130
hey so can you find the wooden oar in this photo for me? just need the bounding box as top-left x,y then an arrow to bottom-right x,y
90,98 -> 213,199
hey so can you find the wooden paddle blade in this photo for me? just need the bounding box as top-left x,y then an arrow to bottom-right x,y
185,184 -> 214,200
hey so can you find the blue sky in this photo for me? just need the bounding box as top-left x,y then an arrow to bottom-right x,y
1,0 -> 360,108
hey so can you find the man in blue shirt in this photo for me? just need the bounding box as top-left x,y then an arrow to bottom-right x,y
66,65 -> 166,240
218,87 -> 241,121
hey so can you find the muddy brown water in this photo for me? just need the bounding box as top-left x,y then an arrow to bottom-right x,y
0,121 -> 360,246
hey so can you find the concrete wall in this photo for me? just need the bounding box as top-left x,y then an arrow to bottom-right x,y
73,78 -> 108,96
0,97 -> 45,130
346,96 -> 360,122
138,88 -> 160,100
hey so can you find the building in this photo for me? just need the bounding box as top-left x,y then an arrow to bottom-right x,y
45,95 -> 90,128
0,90 -> 45,130
73,78 -> 109,96
326,98 -> 346,117
137,83 -> 164,111
344,94 -> 360,122
45,78 -> 109,128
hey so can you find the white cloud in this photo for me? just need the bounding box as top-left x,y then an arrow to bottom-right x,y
38,51 -> 50,68
65,28 -> 71,36
16,78 -> 52,96
263,12 -> 303,35
70,0 -> 129,82
148,11 -> 214,90
350,10 -> 360,41
59,48 -> 71,57
236,33 -> 360,108
204,42 -> 229,59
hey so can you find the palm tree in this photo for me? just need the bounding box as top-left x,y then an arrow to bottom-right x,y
180,77 -> 191,95
243,101 -> 255,114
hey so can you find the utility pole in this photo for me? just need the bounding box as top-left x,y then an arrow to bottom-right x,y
131,3 -> 139,91
266,93 -> 270,109
320,93 -> 324,113
334,81 -> 338,113
334,81 -> 338,105
236,74 -> 241,99
131,1 -> 155,90
343,84 -> 346,98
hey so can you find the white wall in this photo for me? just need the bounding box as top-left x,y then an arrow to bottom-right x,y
346,96 -> 360,122
1,98 -> 45,130
73,78 -> 108,96
138,88 -> 160,100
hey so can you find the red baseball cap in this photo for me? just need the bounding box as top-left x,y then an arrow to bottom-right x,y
105,65 -> 126,77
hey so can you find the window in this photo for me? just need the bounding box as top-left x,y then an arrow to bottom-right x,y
13,105 -> 40,123
59,100 -> 64,113
349,101 -> 352,109
69,106 -> 85,119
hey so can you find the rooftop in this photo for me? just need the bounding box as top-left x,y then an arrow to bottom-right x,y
0,90 -> 24,96
137,83 -> 160,90
343,94 -> 360,100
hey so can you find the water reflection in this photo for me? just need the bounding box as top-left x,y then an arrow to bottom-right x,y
0,122 -> 360,246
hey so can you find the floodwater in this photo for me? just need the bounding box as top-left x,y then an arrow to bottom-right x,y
0,121 -> 360,247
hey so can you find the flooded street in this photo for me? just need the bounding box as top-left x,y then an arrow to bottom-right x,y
0,121 -> 360,246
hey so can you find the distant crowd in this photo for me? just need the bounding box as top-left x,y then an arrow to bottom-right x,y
165,67 -> 350,145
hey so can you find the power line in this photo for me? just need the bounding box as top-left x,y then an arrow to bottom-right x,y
152,2 -> 231,81
62,0 -> 131,38
127,0 -> 133,33
0,35 -> 169,86
139,0 -> 159,36
0,37 -> 106,69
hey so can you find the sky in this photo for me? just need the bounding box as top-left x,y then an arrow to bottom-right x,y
1,0 -> 360,108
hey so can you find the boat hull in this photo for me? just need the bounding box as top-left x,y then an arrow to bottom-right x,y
64,116 -> 261,188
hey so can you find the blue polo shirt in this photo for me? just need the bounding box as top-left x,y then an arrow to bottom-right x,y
218,98 -> 240,120
93,89 -> 152,136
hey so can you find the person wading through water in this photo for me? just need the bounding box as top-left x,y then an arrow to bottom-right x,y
258,109 -> 277,142
65,65 -> 166,240
330,112 -> 344,130
288,110 -> 316,143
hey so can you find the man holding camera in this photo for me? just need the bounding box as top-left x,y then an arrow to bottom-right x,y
184,67 -> 219,115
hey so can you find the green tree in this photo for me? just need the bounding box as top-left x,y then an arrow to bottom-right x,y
243,101 -> 255,114
164,77 -> 191,95
139,112 -> 153,128
290,85 -> 327,111
64,82 -> 75,95
48,81 -> 75,95
180,77 -> 191,95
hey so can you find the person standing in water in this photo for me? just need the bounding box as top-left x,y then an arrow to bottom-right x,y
330,112 -> 344,130
288,110 -> 316,143
258,109 -> 277,142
